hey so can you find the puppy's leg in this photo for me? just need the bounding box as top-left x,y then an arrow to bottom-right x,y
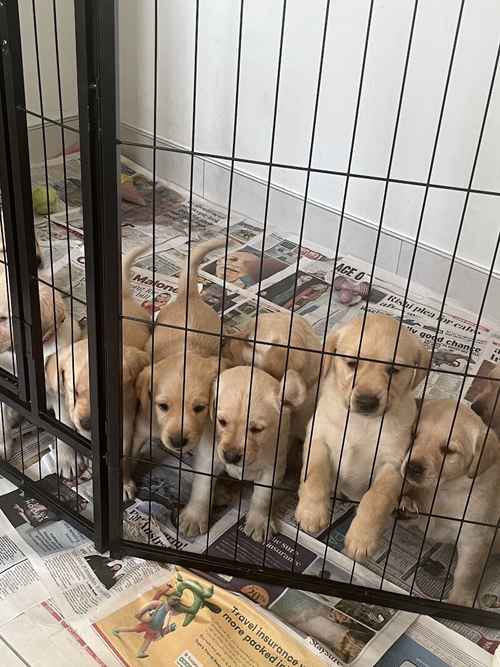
179,438 -> 222,538
448,527 -> 493,607
244,467 -> 283,543
344,464 -> 402,561
46,396 -> 87,479
295,434 -> 333,534
122,416 -> 149,501
54,442 -> 87,479
0,404 -> 19,460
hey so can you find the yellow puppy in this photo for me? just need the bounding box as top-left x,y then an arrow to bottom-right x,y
296,313 -> 428,561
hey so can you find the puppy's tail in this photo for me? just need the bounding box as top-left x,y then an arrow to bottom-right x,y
177,239 -> 225,299
122,242 -> 152,298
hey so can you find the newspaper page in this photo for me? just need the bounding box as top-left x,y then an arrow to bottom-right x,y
93,566 -> 328,667
0,472 -> 166,622
201,520 -> 416,666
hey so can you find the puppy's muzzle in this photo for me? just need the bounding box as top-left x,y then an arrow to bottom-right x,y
354,392 -> 380,415
223,449 -> 242,465
169,433 -> 189,450
405,460 -> 425,483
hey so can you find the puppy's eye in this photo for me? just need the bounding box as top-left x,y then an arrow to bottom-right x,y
60,369 -> 65,387
249,425 -> 264,434
346,360 -> 357,370
193,404 -> 206,413
0,316 -> 7,323
157,403 -> 169,412
218,417 -> 227,427
386,366 -> 400,376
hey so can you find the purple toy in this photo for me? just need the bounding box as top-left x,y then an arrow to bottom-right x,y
333,276 -> 371,306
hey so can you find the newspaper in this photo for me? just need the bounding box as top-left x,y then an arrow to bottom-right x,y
0,474 -> 166,625
2,151 -> 500,664
89,564 -> 410,667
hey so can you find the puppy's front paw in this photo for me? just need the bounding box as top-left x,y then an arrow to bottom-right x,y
448,587 -> 476,608
344,516 -> 381,562
295,497 -> 330,534
122,479 -> 136,502
179,505 -> 208,538
244,511 -> 274,543
56,447 -> 87,479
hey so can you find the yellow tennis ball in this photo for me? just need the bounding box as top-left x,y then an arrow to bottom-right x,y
32,185 -> 59,215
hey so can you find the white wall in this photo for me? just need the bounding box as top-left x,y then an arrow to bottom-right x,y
119,0 -> 500,281
19,0 -> 78,127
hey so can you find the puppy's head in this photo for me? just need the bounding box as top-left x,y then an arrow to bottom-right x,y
137,353 -> 226,454
228,313 -> 321,385
45,338 -> 92,435
213,366 -> 306,468
322,314 -> 428,417
403,399 -> 500,487
46,341 -> 149,437
471,364 -> 500,435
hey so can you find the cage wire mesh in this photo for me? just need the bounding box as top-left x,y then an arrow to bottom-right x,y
0,0 -> 499,628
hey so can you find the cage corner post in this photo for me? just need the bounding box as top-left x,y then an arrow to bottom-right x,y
74,0 -> 123,554
0,0 -> 46,410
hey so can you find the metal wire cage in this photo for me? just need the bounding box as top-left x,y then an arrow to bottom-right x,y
0,0 -> 500,631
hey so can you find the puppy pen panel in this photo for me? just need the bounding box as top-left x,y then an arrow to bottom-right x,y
1,0 -> 500,632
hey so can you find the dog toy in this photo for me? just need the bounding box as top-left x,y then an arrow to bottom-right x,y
32,185 -> 61,215
121,173 -> 147,206
333,276 -> 370,305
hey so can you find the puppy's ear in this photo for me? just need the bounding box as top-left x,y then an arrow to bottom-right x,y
122,346 -> 150,385
412,339 -> 430,389
274,369 -> 307,413
321,330 -> 339,379
135,365 -> 152,410
39,287 -> 66,341
467,424 -> 500,478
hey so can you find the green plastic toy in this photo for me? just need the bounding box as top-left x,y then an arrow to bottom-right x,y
32,185 -> 60,215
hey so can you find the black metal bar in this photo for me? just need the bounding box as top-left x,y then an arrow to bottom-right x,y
0,0 -> 46,411
115,539 -> 500,628
0,68 -> 25,397
74,0 -> 121,552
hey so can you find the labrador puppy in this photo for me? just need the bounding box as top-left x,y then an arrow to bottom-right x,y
400,399 -> 500,606
47,339 -> 149,489
0,282 -> 81,462
295,313 -> 428,561
228,312 -> 322,442
471,364 -> 500,439
129,240 -> 228,497
179,365 -> 306,542
45,244 -> 151,482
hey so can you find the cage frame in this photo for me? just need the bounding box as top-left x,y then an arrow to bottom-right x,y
0,0 -> 498,630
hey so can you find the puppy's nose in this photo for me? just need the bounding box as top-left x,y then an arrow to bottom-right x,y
355,393 -> 380,414
223,449 -> 242,465
170,433 -> 189,450
406,461 -> 424,480
80,415 -> 91,431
